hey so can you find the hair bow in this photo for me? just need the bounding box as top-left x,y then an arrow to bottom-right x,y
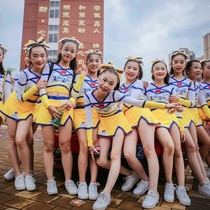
151,59 -> 167,66
86,49 -> 102,57
200,59 -> 210,64
0,44 -> 8,53
169,49 -> 188,58
125,56 -> 143,65
59,37 -> 82,47
23,36 -> 50,52
101,61 -> 115,70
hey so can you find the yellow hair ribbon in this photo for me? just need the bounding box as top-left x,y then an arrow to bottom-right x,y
86,49 -> 102,57
200,59 -> 210,64
0,44 -> 8,53
23,36 -> 50,52
125,56 -> 143,65
151,59 -> 167,66
59,37 -> 82,47
169,49 -> 188,58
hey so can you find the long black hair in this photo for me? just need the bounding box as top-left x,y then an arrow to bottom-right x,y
99,67 -> 120,90
55,40 -> 78,71
151,61 -> 169,84
0,48 -> 5,75
123,59 -> 143,80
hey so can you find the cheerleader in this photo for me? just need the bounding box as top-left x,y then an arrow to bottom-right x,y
0,44 -> 12,125
3,51 -> 34,181
1,37 -> 49,191
36,37 -> 87,195
84,67 -> 180,210
119,56 -> 160,209
144,59 -> 191,206
169,50 -> 210,198
73,49 -> 101,200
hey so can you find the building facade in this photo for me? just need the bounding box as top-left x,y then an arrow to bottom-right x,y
21,0 -> 104,69
204,33 -> 210,59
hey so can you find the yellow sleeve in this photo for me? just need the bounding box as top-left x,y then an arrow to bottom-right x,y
40,94 -> 50,108
71,74 -> 85,98
21,85 -> 38,101
87,129 -> 93,147
207,101 -> 210,107
179,98 -> 192,107
69,97 -> 76,106
202,105 -> 210,118
143,101 -> 166,109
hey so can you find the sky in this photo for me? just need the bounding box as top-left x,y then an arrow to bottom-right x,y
0,0 -> 210,81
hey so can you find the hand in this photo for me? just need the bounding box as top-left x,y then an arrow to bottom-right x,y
165,103 -> 182,110
143,81 -> 148,88
47,105 -> 60,118
169,95 -> 179,103
36,79 -> 47,89
167,108 -> 176,114
76,64 -> 88,76
59,101 -> 74,111
89,146 -> 96,161
180,131 -> 186,143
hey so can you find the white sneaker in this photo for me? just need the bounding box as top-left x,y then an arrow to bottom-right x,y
121,171 -> 140,191
205,168 -> 210,178
142,190 -> 159,209
77,182 -> 88,199
4,168 -> 15,181
198,180 -> 210,197
164,184 -> 175,203
15,174 -> 25,190
133,180 -> 150,195
22,170 -> 34,177
47,178 -> 58,195
25,174 -> 36,191
175,187 -> 191,206
89,182 -> 100,200
65,180 -> 77,195
92,192 -> 111,210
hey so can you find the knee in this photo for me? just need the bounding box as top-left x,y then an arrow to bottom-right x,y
123,150 -> 135,161
79,142 -> 88,155
59,141 -> 71,153
16,138 -> 26,148
110,151 -> 121,161
186,144 -> 197,153
44,142 -> 54,153
163,144 -> 174,155
143,146 -> 155,157
96,158 -> 108,168
174,149 -> 183,159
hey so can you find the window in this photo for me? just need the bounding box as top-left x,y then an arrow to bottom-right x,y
48,50 -> 58,57
49,1 -> 60,18
48,25 -> 59,43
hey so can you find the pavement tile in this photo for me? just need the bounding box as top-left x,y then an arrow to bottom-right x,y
115,191 -> 139,202
109,197 -> 123,208
117,200 -> 142,209
143,207 -> 170,210
21,202 -> 55,210
50,196 -> 73,208
14,191 -> 42,199
4,197 -> 35,209
0,205 -> 7,210
0,193 -> 17,204
71,200 -> 94,209
53,207 -> 69,210
31,193 -> 60,203
0,186 -> 18,195
187,203 -> 210,210
190,189 -> 209,199
0,183 -> 11,190
161,200 -> 186,210
190,196 -> 210,205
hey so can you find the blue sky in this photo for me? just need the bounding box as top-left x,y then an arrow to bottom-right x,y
0,0 -> 210,81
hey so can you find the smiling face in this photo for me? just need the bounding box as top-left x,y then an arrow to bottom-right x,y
0,48 -> 4,63
187,61 -> 202,80
171,54 -> 186,74
202,61 -> 210,80
29,46 -> 48,71
87,53 -> 102,73
151,61 -> 168,81
124,60 -> 141,82
98,71 -> 119,95
60,41 -> 77,63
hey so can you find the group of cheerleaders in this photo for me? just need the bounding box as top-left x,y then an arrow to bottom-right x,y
0,36 -> 210,210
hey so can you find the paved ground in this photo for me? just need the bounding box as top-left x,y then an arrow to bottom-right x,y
0,124 -> 210,210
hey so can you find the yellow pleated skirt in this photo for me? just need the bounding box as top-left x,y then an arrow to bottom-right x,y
151,109 -> 179,129
188,107 -> 202,127
1,92 -> 35,120
73,107 -> 99,130
123,106 -> 159,128
35,96 -> 73,126
98,110 -> 132,137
